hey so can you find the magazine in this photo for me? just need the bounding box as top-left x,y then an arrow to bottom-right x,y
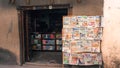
32,44 -> 37,50
42,40 -> 55,45
83,53 -> 93,65
65,34 -> 72,41
70,41 -> 81,53
56,34 -> 62,39
79,42 -> 84,52
91,40 -> 100,52
70,54 -> 78,65
72,27 -> 80,40
91,53 -> 102,65
77,16 -> 84,27
91,53 -> 98,64
81,16 -> 88,27
80,27 -> 87,40
86,27 -> 94,40
87,16 -> 96,27
63,16 -> 71,28
57,45 -> 62,50
56,40 -> 62,45
97,53 -> 102,65
94,16 -> 101,27
70,16 -> 77,28
43,46 -> 55,50
62,47 -> 70,53
63,52 -> 70,64
82,40 -> 92,52
62,28 -> 72,34
94,27 -> 103,40
77,54 -> 85,65
34,39 -> 39,44
35,34 -> 41,39
42,34 -> 55,39
62,40 -> 70,52
36,44 -> 41,50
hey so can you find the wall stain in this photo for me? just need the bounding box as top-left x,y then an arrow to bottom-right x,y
0,48 -> 17,65
7,19 -> 13,38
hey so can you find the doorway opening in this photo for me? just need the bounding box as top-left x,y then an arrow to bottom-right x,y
22,8 -> 68,64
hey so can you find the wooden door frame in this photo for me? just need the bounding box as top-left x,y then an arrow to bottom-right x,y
17,4 -> 72,65
18,10 -> 25,65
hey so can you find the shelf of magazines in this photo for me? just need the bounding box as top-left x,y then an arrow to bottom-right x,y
63,52 -> 102,66
31,32 -> 42,50
31,32 -> 62,51
56,33 -> 62,51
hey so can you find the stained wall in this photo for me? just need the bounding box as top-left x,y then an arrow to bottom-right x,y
103,0 -> 120,68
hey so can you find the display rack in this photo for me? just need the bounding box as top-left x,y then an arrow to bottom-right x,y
31,33 -> 62,52
62,16 -> 103,68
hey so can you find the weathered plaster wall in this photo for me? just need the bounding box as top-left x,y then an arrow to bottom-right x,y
73,0 -> 103,15
103,0 -> 120,68
0,0 -> 103,65
16,0 -> 103,15
0,0 -> 20,65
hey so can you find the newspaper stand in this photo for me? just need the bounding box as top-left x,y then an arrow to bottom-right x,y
62,16 -> 103,68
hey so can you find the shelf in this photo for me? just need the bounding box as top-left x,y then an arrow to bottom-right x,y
30,33 -> 62,52
42,44 -> 55,46
32,50 -> 62,52
32,49 -> 41,51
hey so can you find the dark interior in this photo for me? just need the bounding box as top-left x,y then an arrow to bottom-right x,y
23,9 -> 68,64
28,9 -> 67,33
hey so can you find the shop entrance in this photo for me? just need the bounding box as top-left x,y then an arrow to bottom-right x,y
18,6 -> 68,64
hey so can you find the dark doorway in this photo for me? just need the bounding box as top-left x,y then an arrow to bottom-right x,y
23,8 -> 68,64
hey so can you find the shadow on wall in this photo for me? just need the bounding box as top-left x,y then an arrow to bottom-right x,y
0,48 -> 17,65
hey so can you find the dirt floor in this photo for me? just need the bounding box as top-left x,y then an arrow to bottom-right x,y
30,52 -> 62,64
28,52 -> 103,68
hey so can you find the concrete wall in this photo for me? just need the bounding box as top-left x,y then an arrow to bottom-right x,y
103,0 -> 120,68
0,0 -> 103,65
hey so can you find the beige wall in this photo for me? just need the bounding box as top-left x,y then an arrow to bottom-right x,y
16,0 -> 103,15
0,0 -> 20,65
103,0 -> 120,68
0,0 -> 103,65
73,0 -> 103,15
